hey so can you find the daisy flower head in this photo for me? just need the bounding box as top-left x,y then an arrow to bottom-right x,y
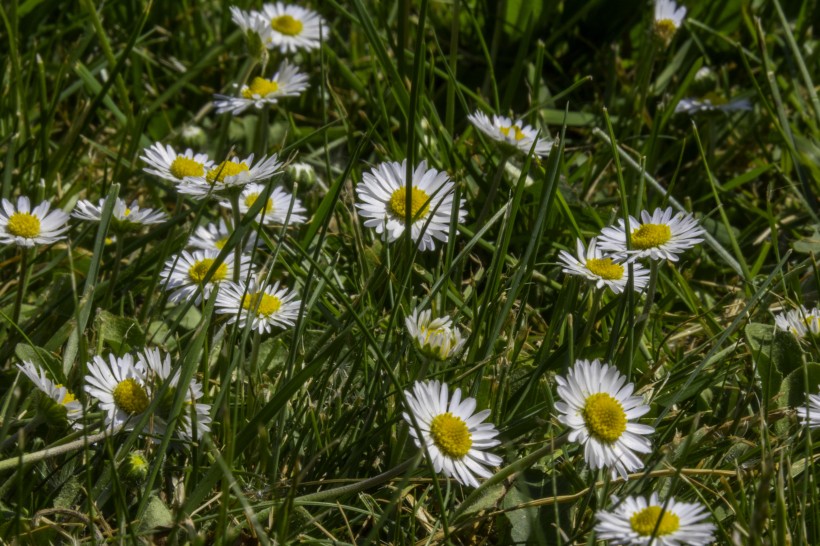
653,0 -> 686,46
222,183 -> 308,226
467,111 -> 553,157
84,353 -> 156,431
177,154 -> 284,200
558,237 -> 650,294
595,493 -> 716,545
261,2 -> 325,53
214,61 -> 310,115
355,160 -> 466,251
140,142 -> 213,184
17,361 -> 83,428
795,390 -> 820,429
402,380 -> 502,488
555,359 -> 654,479
597,207 -> 706,262
774,305 -> 820,340
188,219 -> 259,253
72,197 -> 167,231
405,307 -> 466,361
675,96 -> 752,115
0,196 -> 70,247
215,278 -> 301,334
160,250 -> 253,305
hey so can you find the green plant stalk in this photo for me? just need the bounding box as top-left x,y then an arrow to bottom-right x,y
630,260 -> 659,370
0,428 -> 115,474
106,233 -> 125,308
12,248 -> 30,325
577,287 -> 603,353
230,192 -> 243,283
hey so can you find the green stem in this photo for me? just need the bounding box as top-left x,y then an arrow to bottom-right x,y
631,260 -> 659,370
577,287 -> 603,353
230,192 -> 242,283
12,248 -> 30,324
0,428 -> 115,473
107,234 -> 125,308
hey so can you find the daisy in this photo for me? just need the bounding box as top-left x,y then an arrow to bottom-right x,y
774,305 -> 820,339
795,390 -> 820,429
0,196 -> 70,247
467,111 -> 553,157
160,250 -> 253,304
214,61 -> 310,115
72,197 -> 167,230
355,160 -> 466,251
140,142 -> 213,184
220,183 -> 307,226
654,0 -> 686,45
555,359 -> 654,479
675,96 -> 753,115
557,237 -> 650,294
230,6 -> 268,36
595,493 -> 716,545
260,2 -> 325,53
597,207 -> 706,262
215,278 -> 301,333
17,361 -> 83,427
177,154 -> 284,200
405,307 -> 466,361
188,219 -> 259,253
402,380 -> 502,488
84,353 -> 157,431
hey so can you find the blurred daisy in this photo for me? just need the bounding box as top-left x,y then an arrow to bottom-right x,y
140,142 -> 213,184
555,359 -> 654,479
214,61 -> 310,115
72,197 -> 167,230
467,111 -> 553,157
774,305 -> 820,339
796,390 -> 820,429
261,2 -> 325,53
595,493 -> 716,545
653,0 -> 686,45
177,154 -> 284,200
215,279 -> 301,333
405,307 -> 465,361
84,353 -> 156,431
355,160 -> 465,251
558,237 -> 649,294
221,183 -> 307,226
230,6 -> 268,35
188,219 -> 259,253
160,250 -> 253,304
597,207 -> 706,262
17,361 -> 83,427
0,196 -> 70,247
402,380 -> 502,488
675,96 -> 752,115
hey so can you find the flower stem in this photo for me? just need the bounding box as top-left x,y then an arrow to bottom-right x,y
12,248 -> 30,325
0,428 -> 115,474
230,192 -> 242,283
632,260 -> 660,363
578,287 -> 603,352
106,234 -> 125,308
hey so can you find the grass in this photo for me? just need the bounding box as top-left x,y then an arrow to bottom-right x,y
2,0 -> 820,543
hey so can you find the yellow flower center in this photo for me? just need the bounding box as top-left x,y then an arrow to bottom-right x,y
55,384 -> 77,406
389,187 -> 430,220
7,212 -> 41,238
654,19 -> 678,43
242,77 -> 280,99
244,193 -> 274,214
429,412 -> 472,458
585,258 -> 624,280
169,156 -> 205,179
582,392 -> 627,443
214,237 -> 229,250
500,125 -> 526,141
188,258 -> 228,284
206,160 -> 250,184
271,14 -> 303,36
631,223 -> 672,250
241,292 -> 283,317
112,378 -> 150,415
703,91 -> 728,106
122,208 -> 132,217
630,506 -> 681,536
421,325 -> 448,343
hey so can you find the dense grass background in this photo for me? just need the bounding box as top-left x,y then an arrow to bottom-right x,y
2,0 -> 820,543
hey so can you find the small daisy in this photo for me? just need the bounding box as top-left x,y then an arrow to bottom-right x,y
795,390 -> 820,429
558,237 -> 650,294
402,380 -> 502,488
597,207 -> 706,262
774,305 -> 820,339
177,154 -> 284,200
675,96 -> 752,115
355,160 -> 466,251
260,2 -> 325,53
230,6 -> 268,36
221,183 -> 307,226
84,353 -> 157,431
0,196 -> 70,247
214,61 -> 310,115
17,361 -> 83,427
653,0 -> 686,45
140,142 -> 213,184
467,111 -> 553,157
405,307 -> 466,361
72,197 -> 167,230
595,493 -> 716,545
215,278 -> 301,333
555,359 -> 654,479
160,250 -> 253,304
188,219 -> 259,253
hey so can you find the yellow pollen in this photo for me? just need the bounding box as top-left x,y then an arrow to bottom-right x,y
241,292 -> 283,317
244,193 -> 274,214
631,223 -> 672,250
55,384 -> 77,405
430,412 -> 472,458
654,19 -> 678,43
123,208 -> 132,217
582,392 -> 627,443
585,258 -> 624,280
206,160 -> 250,184
271,14 -> 303,36
188,258 -> 228,284
499,125 -> 526,141
7,212 -> 41,238
169,156 -> 205,179
112,378 -> 150,415
630,506 -> 681,536
242,77 -> 280,99
389,187 -> 430,220
421,325 -> 448,343
214,237 -> 228,250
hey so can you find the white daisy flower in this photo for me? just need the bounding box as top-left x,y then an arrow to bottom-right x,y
230,6 -> 268,35
260,2 -> 325,53
597,207 -> 706,262
140,142 -> 213,184
654,0 -> 686,45
17,361 -> 83,427
215,279 -> 301,334
467,111 -> 553,157
796,390 -> 820,429
0,196 -> 70,247
595,493 -> 716,545
402,380 -> 502,488
72,197 -> 167,230
675,96 -> 753,115
555,359 -> 654,479
160,250 -> 253,304
405,308 -> 466,361
187,219 -> 259,253
557,237 -> 650,294
214,61 -> 310,115
220,183 -> 307,226
774,305 -> 820,339
84,353 -> 157,431
355,160 -> 466,251
177,154 -> 284,200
